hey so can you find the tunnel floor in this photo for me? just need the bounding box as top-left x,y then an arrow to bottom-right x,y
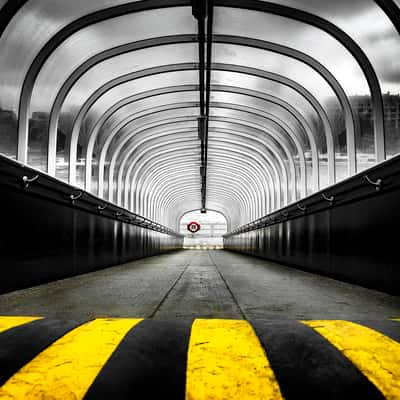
1,250 -> 400,398
0,250 -> 399,320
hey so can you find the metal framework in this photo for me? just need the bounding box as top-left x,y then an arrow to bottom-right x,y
0,0 -> 399,232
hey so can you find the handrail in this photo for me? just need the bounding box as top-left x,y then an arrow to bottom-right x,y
0,154 -> 183,238
224,154 -> 400,237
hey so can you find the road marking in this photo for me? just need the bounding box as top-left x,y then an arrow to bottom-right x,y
0,316 -> 399,399
302,320 -> 400,399
185,319 -> 283,400
0,318 -> 142,399
83,319 -> 192,399
0,316 -> 41,334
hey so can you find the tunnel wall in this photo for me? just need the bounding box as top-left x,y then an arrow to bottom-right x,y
0,155 -> 183,294
224,156 -> 400,295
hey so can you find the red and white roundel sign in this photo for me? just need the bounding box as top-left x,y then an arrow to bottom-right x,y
187,221 -> 201,233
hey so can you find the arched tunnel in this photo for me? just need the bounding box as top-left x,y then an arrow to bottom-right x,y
0,0 -> 400,398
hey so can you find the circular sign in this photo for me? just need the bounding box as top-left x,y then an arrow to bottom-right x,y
187,221 -> 201,233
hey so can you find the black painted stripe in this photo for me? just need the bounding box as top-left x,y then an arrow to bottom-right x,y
84,319 -> 192,399
354,320 -> 400,343
251,320 -> 384,399
0,318 -> 89,386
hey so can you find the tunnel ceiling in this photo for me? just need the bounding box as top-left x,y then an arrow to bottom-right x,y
0,0 -> 400,230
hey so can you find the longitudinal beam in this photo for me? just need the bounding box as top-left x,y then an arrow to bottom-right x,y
192,0 -> 213,212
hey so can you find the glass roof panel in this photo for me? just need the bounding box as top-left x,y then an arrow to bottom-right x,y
209,125 -> 287,163
83,71 -> 199,131
209,90 -> 309,149
98,91 -> 199,139
97,107 -> 200,153
117,135 -> 199,189
212,43 -> 342,153
34,42 -> 198,174
213,7 -> 370,97
57,43 -> 198,138
221,2 -> 400,161
260,0 -> 400,94
208,108 -> 297,154
0,0 -> 143,114
110,120 -> 198,165
211,70 -> 323,147
32,38 -> 197,119
213,44 -> 339,106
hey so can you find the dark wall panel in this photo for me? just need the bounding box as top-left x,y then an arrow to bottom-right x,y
224,156 -> 400,295
0,156 -> 183,294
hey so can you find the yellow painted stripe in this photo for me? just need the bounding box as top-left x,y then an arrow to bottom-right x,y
0,318 -> 142,399
302,320 -> 400,399
186,319 -> 283,400
0,316 -> 42,334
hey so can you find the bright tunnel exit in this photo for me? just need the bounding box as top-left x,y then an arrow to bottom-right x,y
179,210 -> 227,249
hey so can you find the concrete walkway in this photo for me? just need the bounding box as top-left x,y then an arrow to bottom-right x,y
0,250 -> 399,320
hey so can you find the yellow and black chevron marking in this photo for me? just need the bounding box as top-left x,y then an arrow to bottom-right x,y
0,316 -> 399,399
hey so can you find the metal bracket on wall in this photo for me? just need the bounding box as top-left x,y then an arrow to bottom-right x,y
322,193 -> 335,205
21,174 -> 39,189
364,175 -> 382,191
69,191 -> 83,204
297,204 -> 307,212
